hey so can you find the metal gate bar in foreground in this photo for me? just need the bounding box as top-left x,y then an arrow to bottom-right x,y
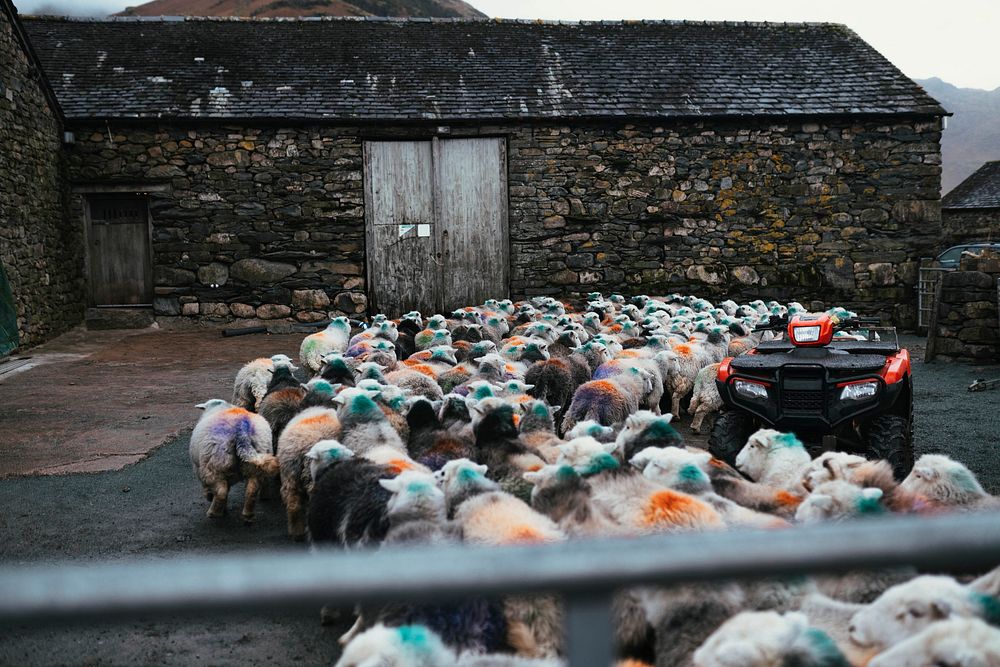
1,513 -> 999,666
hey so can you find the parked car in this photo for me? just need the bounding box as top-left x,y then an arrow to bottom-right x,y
935,242 -> 1000,268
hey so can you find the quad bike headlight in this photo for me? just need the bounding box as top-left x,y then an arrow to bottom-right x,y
840,381 -> 879,401
792,325 -> 821,343
733,379 -> 768,400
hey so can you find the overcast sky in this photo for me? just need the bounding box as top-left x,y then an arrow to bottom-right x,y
13,0 -> 1000,90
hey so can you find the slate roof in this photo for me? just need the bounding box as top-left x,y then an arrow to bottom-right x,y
21,16 -> 946,122
1,0 -> 63,120
942,161 -> 1000,209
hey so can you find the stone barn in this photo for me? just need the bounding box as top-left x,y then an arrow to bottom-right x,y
942,160 -> 1000,246
4,10 -> 948,346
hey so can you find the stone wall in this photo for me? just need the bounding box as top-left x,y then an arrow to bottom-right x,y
0,8 -> 83,349
67,125 -> 368,326
508,119 -> 942,328
932,259 -> 999,362
942,208 -> 1000,246
63,116 -> 942,327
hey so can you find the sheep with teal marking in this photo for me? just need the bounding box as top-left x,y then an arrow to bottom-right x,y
630,446 -> 788,529
693,610 -> 851,667
335,623 -> 565,667
898,453 -> 999,511
299,316 -> 352,373
849,574 -> 1000,653
795,481 -> 886,523
334,386 -> 406,458
189,399 -> 278,523
735,429 -> 811,494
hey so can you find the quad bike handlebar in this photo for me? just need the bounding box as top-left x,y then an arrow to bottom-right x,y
752,315 -> 881,333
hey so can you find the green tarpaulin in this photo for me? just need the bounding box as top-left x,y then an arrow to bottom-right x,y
0,258 -> 18,356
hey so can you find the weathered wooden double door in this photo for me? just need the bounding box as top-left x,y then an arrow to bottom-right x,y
363,137 -> 508,317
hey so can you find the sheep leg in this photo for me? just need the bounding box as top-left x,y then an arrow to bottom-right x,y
241,476 -> 261,524
338,610 -> 364,646
671,391 -> 683,418
281,483 -> 307,541
207,480 -> 229,518
690,410 -> 705,433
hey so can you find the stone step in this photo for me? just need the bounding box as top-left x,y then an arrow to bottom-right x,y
85,308 -> 156,331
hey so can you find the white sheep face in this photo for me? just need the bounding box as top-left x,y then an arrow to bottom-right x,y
556,436 -> 616,469
800,451 -> 867,492
735,428 -> 782,480
899,454 -> 987,505
632,446 -> 712,493
379,471 -> 444,520
794,481 -> 882,523
849,575 -> 970,650
693,610 -> 809,667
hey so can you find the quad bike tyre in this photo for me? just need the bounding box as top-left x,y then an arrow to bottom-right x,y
862,413 -> 914,480
708,410 -> 756,466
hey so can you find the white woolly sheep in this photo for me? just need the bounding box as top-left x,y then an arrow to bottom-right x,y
899,453 -> 997,509
300,317 -> 352,373
735,429 -> 811,493
868,616 -> 1000,667
232,353 -> 293,410
687,362 -> 722,433
335,623 -> 565,667
693,610 -> 849,667
276,406 -> 342,539
189,399 -> 278,522
849,574 -> 1000,651
795,481 -> 885,523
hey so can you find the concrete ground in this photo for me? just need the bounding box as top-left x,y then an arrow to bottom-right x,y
0,328 -> 997,665
0,326 -> 302,477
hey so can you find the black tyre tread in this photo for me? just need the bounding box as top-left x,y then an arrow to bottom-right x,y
708,411 -> 754,466
863,414 -> 914,479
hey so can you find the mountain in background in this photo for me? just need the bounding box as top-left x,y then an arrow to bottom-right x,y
917,78 -> 1000,194
117,0 -> 485,18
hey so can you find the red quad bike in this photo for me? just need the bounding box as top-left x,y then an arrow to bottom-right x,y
709,313 -> 915,478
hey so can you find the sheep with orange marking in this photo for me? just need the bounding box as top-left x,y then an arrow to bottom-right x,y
276,405 -> 342,540
630,446 -> 789,530
561,365 -> 655,435
555,437 -> 724,534
231,353 -> 293,411
189,399 -> 278,523
438,459 -> 566,658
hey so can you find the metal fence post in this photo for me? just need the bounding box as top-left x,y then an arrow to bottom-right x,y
565,592 -> 614,667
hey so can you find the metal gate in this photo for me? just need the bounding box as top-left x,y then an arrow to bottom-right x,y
363,137 -> 509,317
917,267 -> 953,329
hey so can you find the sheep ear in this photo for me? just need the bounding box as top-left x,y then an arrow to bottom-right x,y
861,487 -> 883,502
602,441 -> 618,454
810,494 -> 834,511
550,405 -> 561,414
929,599 -> 953,619
522,384 -> 534,391
475,463 -> 488,475
823,457 -> 838,475
630,448 -> 657,469
916,466 -> 938,481
195,401 -> 211,410
379,478 -> 401,493
523,470 -> 543,484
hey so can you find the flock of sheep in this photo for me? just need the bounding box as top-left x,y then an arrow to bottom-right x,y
188,293 -> 1000,667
